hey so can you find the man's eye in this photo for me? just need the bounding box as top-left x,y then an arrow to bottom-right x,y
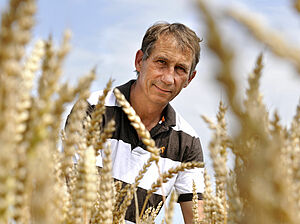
157,60 -> 166,64
176,66 -> 187,73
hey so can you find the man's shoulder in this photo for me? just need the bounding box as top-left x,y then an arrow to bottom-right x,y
171,109 -> 199,138
87,80 -> 135,106
87,89 -> 117,107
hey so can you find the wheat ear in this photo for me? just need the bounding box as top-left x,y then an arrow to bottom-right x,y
140,161 -> 204,218
244,53 -> 269,134
227,8 -> 300,74
0,1 -> 38,221
113,88 -> 161,221
226,171 -> 243,224
72,145 -> 98,224
192,180 -> 200,224
202,101 -> 228,209
294,0 -> 300,12
113,88 -> 160,158
87,78 -> 113,150
164,191 -> 178,224
141,205 -> 153,223
282,103 -> 300,215
97,132 -> 115,224
202,169 -> 213,224
12,39 -> 45,223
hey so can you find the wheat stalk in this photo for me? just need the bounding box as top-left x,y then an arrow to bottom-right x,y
227,8 -> 300,74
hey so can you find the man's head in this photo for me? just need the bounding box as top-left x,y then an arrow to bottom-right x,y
133,22 -> 202,106
139,22 -> 201,77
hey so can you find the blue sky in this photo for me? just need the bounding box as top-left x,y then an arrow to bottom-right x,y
1,0 -> 299,223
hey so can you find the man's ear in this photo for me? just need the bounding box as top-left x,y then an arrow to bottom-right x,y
184,70 -> 196,88
135,50 -> 144,73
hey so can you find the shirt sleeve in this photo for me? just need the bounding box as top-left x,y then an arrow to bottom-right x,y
174,137 -> 204,202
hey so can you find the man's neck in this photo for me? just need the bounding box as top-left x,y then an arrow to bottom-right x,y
130,82 -> 166,131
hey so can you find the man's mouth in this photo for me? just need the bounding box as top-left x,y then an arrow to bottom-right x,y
154,84 -> 171,93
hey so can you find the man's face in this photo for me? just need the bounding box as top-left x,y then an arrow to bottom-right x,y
135,35 -> 196,106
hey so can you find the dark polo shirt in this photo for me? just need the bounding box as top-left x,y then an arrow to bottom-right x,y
85,80 -> 204,223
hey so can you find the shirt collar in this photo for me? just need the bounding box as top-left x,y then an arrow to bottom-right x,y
116,79 -> 176,128
116,79 -> 135,102
161,103 -> 176,127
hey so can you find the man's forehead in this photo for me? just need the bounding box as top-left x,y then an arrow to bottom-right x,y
156,34 -> 180,46
154,34 -> 192,54
151,36 -> 192,61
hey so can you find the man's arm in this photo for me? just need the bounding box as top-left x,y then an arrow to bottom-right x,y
180,200 -> 204,224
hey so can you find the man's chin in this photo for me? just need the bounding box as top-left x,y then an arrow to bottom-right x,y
150,95 -> 172,106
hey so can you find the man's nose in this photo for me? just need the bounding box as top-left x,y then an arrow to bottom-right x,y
161,67 -> 175,85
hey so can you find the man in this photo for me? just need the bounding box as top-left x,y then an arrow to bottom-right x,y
86,22 -> 204,223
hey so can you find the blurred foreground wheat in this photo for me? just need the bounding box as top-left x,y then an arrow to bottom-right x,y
0,0 -> 299,224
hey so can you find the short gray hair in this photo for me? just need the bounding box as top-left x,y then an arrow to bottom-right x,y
140,22 -> 202,76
